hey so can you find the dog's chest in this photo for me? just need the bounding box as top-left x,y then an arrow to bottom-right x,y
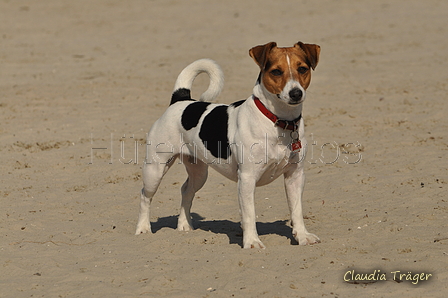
256,158 -> 292,186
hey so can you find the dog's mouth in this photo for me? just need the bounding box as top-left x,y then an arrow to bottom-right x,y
288,99 -> 304,105
276,94 -> 304,106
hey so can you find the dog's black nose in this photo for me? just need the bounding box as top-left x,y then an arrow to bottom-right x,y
289,88 -> 303,103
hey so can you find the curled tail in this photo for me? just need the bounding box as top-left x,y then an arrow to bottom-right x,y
170,58 -> 224,105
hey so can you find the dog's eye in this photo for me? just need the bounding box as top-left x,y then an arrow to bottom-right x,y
270,69 -> 283,76
298,67 -> 309,74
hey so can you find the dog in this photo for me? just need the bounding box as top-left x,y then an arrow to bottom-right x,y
135,41 -> 321,248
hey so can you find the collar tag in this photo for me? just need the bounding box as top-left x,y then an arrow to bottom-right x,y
289,140 -> 302,153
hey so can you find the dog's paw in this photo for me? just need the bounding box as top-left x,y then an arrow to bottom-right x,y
243,237 -> 266,249
177,217 -> 193,231
135,222 -> 151,235
177,223 -> 193,231
294,231 -> 320,245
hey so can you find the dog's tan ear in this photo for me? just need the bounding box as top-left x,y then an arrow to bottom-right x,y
295,42 -> 320,70
249,42 -> 277,69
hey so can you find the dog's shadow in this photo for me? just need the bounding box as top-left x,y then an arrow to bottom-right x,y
151,213 -> 298,247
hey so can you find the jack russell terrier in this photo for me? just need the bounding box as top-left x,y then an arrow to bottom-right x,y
135,41 -> 321,248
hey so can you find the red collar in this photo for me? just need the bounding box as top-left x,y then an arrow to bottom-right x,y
253,96 -> 302,131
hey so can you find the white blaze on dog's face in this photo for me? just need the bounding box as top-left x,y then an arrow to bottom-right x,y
249,42 -> 320,105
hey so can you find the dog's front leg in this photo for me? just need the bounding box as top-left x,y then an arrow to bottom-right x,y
284,165 -> 320,245
238,171 -> 265,249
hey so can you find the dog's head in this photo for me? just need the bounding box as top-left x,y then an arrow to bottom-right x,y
249,42 -> 320,105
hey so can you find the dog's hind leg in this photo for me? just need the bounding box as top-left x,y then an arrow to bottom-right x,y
135,156 -> 177,235
177,156 -> 208,231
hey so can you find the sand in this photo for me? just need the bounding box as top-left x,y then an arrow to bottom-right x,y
1,0 -> 447,297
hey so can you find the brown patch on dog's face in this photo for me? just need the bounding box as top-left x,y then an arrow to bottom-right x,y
261,47 -> 311,94
249,42 -> 320,95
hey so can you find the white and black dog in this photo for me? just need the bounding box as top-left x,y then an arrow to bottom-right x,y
136,41 -> 321,248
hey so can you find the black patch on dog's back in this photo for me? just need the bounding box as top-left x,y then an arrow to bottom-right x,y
170,88 -> 192,105
199,105 -> 231,159
230,99 -> 245,108
181,101 -> 211,130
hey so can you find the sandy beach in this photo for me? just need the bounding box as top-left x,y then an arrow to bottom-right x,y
1,0 -> 447,297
